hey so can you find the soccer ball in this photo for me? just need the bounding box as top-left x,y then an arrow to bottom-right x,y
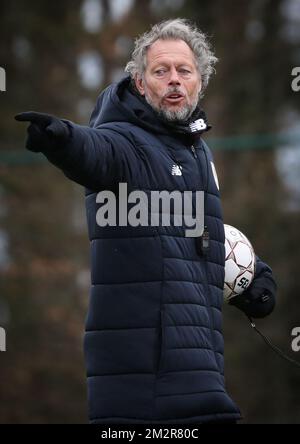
224,224 -> 256,302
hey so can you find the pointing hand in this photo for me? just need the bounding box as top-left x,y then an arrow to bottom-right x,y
15,112 -> 71,153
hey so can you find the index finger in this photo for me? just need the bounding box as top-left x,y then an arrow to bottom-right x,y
15,112 -> 52,126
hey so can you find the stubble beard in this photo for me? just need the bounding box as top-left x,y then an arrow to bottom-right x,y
144,91 -> 200,123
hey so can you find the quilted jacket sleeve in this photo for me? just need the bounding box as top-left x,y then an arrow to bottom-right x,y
42,120 -> 134,190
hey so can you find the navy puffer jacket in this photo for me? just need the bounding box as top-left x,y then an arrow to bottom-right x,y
43,76 -> 259,424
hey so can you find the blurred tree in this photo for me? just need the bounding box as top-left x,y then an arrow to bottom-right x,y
0,0 -> 90,423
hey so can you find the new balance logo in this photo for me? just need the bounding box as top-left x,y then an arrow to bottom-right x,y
189,118 -> 207,133
171,165 -> 183,176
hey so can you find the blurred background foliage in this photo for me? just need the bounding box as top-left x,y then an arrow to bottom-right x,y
0,0 -> 300,424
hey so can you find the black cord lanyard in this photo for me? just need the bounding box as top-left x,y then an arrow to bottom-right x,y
247,315 -> 300,369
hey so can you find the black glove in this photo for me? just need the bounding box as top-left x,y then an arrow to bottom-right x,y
15,112 -> 71,153
229,274 -> 276,319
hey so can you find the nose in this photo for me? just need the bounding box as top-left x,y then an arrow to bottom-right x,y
168,67 -> 181,86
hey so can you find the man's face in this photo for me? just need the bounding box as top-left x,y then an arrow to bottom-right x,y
134,39 -> 202,122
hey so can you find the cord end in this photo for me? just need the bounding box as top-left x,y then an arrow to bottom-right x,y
247,315 -> 256,328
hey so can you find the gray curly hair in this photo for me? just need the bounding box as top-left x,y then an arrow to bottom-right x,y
125,18 -> 218,94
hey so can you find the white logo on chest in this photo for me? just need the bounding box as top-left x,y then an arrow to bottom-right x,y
171,164 -> 183,176
189,118 -> 207,133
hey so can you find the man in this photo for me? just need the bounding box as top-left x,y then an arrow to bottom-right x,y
15,19 -> 276,424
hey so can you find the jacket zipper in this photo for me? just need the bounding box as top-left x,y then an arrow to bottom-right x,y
194,142 -> 220,371
190,144 -> 197,159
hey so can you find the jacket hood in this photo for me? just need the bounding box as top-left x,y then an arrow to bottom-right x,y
89,75 -> 211,144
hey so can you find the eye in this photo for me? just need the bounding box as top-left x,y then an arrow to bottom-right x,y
155,69 -> 167,76
179,69 -> 191,75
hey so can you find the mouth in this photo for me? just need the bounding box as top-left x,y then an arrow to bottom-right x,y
164,93 -> 185,105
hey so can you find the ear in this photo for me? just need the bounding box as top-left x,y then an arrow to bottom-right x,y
134,75 -> 145,96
